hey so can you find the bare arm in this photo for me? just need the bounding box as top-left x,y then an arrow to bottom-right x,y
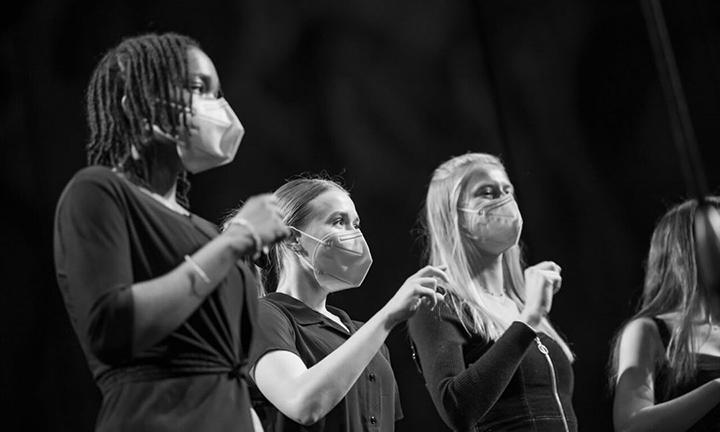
253,266 -> 447,425
131,194 -> 288,356
130,231 -> 250,354
614,318 -> 720,432
250,407 -> 263,432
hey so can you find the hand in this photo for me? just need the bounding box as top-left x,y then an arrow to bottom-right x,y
225,194 -> 290,253
519,261 -> 562,328
380,265 -> 449,328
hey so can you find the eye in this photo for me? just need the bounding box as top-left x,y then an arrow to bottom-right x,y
333,217 -> 345,226
353,221 -> 361,229
476,186 -> 497,198
189,81 -> 205,94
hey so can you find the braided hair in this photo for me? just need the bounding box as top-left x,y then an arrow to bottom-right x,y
86,32 -> 200,207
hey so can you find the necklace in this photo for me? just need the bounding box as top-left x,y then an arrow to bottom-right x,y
481,289 -> 507,299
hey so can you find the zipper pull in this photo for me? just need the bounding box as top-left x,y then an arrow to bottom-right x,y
535,337 -> 549,354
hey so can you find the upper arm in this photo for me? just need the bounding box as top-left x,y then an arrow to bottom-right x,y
408,309 -> 468,387
254,350 -> 310,417
250,301 -> 308,415
408,309 -> 469,416
614,318 -> 665,427
54,171 -> 134,361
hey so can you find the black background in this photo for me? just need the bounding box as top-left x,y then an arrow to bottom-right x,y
2,0 -> 720,430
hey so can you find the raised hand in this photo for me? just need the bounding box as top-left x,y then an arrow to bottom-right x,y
381,265 -> 450,327
519,261 -> 562,327
225,194 -> 290,254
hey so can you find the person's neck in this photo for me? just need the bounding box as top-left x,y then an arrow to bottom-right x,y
701,292 -> 720,324
277,259 -> 331,314
468,248 -> 504,296
145,157 -> 182,200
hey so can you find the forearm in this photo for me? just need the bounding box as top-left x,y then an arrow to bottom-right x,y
426,322 -> 535,429
250,407 -> 263,432
131,234 -> 253,354
291,309 -> 394,423
615,379 -> 720,432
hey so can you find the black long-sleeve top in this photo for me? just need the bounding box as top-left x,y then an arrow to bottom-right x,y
53,166 -> 257,431
408,302 -> 577,432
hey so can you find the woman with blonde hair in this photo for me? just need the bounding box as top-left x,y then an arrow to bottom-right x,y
231,177 -> 447,431
611,197 -> 720,431
408,152 -> 576,431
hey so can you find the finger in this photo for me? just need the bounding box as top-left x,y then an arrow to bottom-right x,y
275,226 -> 291,241
552,277 -> 562,294
538,269 -> 561,282
425,291 -> 445,305
415,277 -> 438,290
411,297 -> 423,311
415,286 -> 441,309
415,266 -> 451,285
534,261 -> 561,273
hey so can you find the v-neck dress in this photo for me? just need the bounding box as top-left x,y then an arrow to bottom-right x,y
53,166 -> 258,431
652,317 -> 720,431
248,292 -> 403,432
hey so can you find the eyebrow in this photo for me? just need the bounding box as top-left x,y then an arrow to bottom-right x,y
473,181 -> 514,191
325,210 -> 360,224
189,73 -> 220,92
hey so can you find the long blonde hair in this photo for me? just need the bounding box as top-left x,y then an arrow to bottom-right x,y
423,152 -> 573,360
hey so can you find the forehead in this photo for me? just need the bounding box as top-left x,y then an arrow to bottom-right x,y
186,47 -> 219,84
308,189 -> 357,219
463,166 -> 510,188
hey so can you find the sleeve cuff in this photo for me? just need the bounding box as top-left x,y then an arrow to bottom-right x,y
510,320 -> 539,338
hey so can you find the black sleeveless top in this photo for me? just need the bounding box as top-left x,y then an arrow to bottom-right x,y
652,317 -> 720,431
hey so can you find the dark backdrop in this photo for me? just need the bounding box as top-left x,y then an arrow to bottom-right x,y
2,0 -> 720,430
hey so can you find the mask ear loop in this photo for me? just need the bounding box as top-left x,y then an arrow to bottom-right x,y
286,227 -> 322,273
288,226 -> 328,246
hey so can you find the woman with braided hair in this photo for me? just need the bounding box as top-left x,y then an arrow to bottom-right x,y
53,32 -> 287,431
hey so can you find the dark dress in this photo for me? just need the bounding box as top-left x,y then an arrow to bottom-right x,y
248,292 -> 403,432
53,166 -> 257,431
408,302 -> 577,432
651,317 -> 720,431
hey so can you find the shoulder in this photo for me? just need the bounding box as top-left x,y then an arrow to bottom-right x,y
70,166 -> 124,188
410,299 -> 460,327
60,166 -> 126,203
56,166 -> 132,221
259,295 -> 292,320
409,300 -> 467,341
622,316 -> 663,339
618,316 -> 666,360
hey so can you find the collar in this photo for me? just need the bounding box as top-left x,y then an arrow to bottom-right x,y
266,292 -> 355,334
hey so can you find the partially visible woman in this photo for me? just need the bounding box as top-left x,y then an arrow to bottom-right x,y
611,197 -> 720,432
230,177 -> 447,432
409,153 -> 576,431
53,33 -> 287,431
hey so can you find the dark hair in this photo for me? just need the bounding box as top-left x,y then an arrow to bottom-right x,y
224,176 -> 348,295
85,32 -> 200,207
609,196 -> 720,396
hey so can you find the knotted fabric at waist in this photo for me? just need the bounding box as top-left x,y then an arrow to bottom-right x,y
95,353 -> 249,394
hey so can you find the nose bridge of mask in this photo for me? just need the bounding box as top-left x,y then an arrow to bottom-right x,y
460,193 -> 514,215
332,231 -> 366,255
192,98 -> 232,127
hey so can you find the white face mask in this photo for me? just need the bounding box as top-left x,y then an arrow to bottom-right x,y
459,194 -> 523,255
153,97 -> 244,173
290,227 -> 373,292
